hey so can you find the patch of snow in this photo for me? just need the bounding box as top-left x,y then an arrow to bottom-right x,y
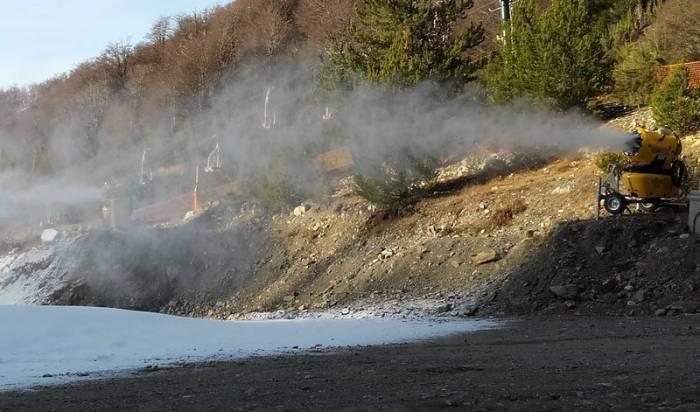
0,305 -> 500,390
40,229 -> 59,243
239,299 -> 454,320
0,237 -> 81,305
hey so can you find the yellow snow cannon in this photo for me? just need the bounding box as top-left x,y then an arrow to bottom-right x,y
597,127 -> 688,215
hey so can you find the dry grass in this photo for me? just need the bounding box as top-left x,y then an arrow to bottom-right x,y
473,199 -> 527,233
287,225 -> 315,239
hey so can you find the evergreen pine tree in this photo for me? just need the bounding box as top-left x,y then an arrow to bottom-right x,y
323,0 -> 484,92
651,67 -> 700,134
485,0 -> 607,109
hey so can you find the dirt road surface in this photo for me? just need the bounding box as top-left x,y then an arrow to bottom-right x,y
2,316 -> 698,411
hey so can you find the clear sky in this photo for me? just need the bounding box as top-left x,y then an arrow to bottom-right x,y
0,0 -> 223,89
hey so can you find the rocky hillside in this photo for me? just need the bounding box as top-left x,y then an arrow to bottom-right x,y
217,151 -> 594,314
487,213 -> 700,317
3,112 -> 700,319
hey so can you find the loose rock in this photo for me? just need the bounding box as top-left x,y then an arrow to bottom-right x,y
549,285 -> 580,300
472,250 -> 498,265
293,205 -> 308,217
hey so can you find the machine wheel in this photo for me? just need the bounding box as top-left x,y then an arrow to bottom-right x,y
672,161 -> 687,187
604,193 -> 626,215
638,201 -> 659,213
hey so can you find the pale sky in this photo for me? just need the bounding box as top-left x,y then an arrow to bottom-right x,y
0,0 -> 224,89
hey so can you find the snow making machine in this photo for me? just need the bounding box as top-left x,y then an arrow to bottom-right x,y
597,127 -> 688,216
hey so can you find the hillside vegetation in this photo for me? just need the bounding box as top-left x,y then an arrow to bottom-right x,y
1,1 -> 700,320
0,0 -> 698,221
0,0 -> 503,176
0,0 -> 353,174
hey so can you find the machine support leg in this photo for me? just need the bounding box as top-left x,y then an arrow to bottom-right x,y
595,177 -> 602,221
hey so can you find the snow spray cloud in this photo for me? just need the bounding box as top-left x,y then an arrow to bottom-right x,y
0,61 -> 633,308
0,170 -> 102,228
192,62 -> 628,186
0,61 -> 629,229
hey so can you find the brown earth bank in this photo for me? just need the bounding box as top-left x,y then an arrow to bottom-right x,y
19,150 -> 696,320
161,144 -> 700,318
484,212 -> 700,317
7,113 -> 700,318
1,316 -> 698,411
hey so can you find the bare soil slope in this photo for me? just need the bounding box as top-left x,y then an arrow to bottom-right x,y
180,152 -> 601,317
487,213 -> 700,316
6,113 -> 697,318
29,146 -> 699,319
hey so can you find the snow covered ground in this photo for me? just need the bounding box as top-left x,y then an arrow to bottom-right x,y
0,238 -> 79,305
0,306 -> 500,391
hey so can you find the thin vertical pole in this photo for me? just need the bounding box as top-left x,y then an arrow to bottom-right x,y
501,0 -> 511,22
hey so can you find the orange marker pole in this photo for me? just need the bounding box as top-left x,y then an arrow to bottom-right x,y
193,165 -> 200,212
193,191 -> 200,212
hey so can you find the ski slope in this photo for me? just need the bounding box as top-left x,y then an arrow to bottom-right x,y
0,306 -> 499,390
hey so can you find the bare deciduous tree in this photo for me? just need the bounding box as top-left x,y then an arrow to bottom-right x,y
295,0 -> 354,47
149,16 -> 172,51
0,0 -> 501,175
99,41 -> 134,92
647,0 -> 700,62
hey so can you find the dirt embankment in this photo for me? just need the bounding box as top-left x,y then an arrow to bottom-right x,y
189,148 -> 699,319
486,213 -> 700,316
7,133 -> 699,318
176,152 -> 598,318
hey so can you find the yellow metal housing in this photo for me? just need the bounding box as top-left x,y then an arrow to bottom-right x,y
621,172 -> 681,199
628,128 -> 681,171
616,127 -> 685,199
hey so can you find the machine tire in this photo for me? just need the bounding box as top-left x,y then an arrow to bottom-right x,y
604,193 -> 626,215
672,161 -> 686,187
638,201 -> 658,213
